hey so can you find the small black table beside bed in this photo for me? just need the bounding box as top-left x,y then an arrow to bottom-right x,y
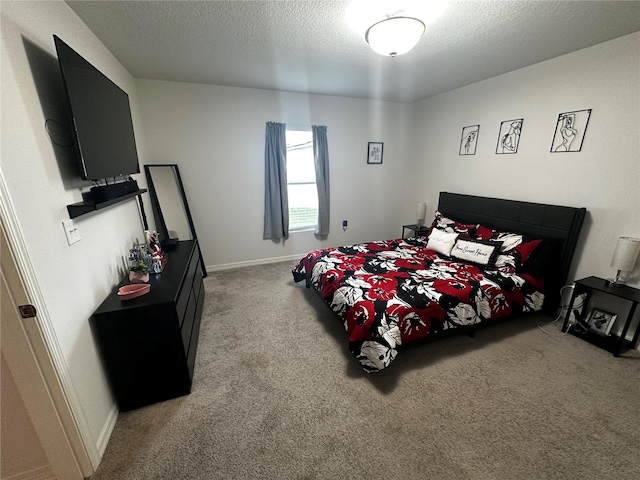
562,276 -> 640,356
293,192 -> 587,372
402,224 -> 429,238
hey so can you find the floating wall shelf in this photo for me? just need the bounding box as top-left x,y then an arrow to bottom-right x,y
67,189 -> 147,219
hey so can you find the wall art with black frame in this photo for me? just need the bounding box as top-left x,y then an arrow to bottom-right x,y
367,142 -> 383,164
459,125 -> 479,155
496,118 -> 523,154
550,109 -> 591,153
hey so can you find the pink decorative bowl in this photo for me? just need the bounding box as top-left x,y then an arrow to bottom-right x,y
118,283 -> 150,300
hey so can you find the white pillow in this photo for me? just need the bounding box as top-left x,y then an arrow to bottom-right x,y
426,228 -> 459,256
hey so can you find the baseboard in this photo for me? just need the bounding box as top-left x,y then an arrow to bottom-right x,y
206,254 -> 302,273
96,402 -> 119,457
1,464 -> 55,480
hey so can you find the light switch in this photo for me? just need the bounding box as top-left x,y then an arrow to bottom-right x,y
62,219 -> 81,245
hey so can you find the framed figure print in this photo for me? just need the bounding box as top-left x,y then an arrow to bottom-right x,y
550,109 -> 592,153
587,308 -> 616,336
367,142 -> 383,164
496,119 -> 523,154
459,125 -> 479,155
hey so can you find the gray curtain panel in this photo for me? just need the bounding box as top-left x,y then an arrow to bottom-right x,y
263,122 -> 288,240
312,125 -> 330,236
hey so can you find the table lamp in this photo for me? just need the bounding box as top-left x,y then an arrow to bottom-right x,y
416,202 -> 427,226
609,236 -> 640,286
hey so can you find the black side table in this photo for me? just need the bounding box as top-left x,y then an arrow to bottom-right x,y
562,276 -> 640,356
402,224 -> 429,238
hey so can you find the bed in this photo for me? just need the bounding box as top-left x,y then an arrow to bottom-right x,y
292,192 -> 586,372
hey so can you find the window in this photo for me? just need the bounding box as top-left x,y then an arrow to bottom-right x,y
286,129 -> 317,231
263,122 -> 328,240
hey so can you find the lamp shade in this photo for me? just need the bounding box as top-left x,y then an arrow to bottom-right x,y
365,16 -> 426,56
611,237 -> 640,272
416,202 -> 427,225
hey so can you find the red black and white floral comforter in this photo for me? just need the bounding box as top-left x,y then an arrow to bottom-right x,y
292,236 -> 544,372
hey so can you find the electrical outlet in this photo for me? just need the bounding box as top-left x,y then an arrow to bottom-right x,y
342,220 -> 348,231
62,219 -> 81,245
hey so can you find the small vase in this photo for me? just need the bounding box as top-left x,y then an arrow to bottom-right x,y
129,271 -> 149,284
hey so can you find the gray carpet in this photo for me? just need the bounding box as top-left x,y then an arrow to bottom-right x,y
91,261 -> 640,480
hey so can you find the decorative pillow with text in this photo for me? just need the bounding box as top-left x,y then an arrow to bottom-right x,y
450,237 -> 503,268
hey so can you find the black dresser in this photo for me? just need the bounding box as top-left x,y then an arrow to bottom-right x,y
92,240 -> 205,411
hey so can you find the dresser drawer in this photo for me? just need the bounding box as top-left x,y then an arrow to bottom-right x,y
180,288 -> 197,354
187,284 -> 205,380
186,246 -> 200,285
176,248 -> 197,325
192,262 -> 203,300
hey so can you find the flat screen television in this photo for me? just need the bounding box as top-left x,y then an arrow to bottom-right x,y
54,35 -> 140,182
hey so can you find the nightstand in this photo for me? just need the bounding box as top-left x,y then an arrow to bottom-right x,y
562,276 -> 640,356
402,224 -> 429,238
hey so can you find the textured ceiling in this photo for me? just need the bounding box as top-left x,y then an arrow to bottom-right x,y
66,0 -> 640,103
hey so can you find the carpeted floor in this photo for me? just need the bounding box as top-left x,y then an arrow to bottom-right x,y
90,261 -> 640,480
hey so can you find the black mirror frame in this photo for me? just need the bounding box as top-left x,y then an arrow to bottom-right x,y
144,164 -> 207,277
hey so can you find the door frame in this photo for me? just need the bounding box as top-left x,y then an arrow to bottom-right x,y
0,175 -> 95,478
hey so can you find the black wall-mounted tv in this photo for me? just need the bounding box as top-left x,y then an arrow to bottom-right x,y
54,35 -> 140,182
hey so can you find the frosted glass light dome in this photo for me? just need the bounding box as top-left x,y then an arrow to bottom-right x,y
365,16 -> 426,56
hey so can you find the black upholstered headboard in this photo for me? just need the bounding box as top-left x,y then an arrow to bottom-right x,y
437,192 -> 586,313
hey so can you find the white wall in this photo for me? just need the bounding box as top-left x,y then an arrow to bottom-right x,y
407,32 -> 640,336
408,32 -> 640,286
136,80 -> 412,270
1,0 -> 149,463
136,34 -> 640,283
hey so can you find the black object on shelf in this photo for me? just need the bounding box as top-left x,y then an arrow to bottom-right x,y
66,189 -> 147,219
562,276 -> 640,356
89,179 -> 139,203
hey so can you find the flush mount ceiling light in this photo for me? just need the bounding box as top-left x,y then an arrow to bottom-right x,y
347,1 -> 448,57
365,16 -> 426,57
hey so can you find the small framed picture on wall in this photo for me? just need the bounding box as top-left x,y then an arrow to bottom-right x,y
367,142 -> 383,164
459,125 -> 479,155
550,109 -> 592,153
496,119 -> 523,154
